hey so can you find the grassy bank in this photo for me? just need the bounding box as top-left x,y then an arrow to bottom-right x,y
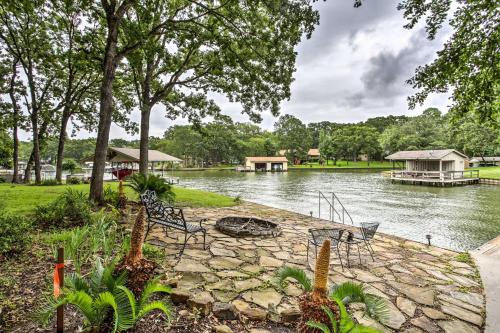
468,166 -> 500,180
0,182 -> 237,215
289,160 -> 393,169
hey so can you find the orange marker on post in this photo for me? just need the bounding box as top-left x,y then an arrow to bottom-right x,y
54,248 -> 64,333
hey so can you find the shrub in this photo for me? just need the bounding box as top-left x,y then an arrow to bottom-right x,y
45,209 -> 121,272
0,176 -> 5,183
38,260 -> 172,333
62,158 -> 78,173
67,177 -> 81,185
103,185 -> 120,207
128,173 -> 175,203
40,179 -> 58,186
0,209 -> 32,256
34,188 -> 92,228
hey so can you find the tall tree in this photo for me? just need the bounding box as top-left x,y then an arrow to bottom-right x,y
50,0 -> 100,182
274,114 -> 312,163
125,0 -> 319,174
396,0 -> 500,125
0,1 -> 59,184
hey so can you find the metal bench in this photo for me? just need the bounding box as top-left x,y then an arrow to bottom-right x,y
140,190 -> 207,256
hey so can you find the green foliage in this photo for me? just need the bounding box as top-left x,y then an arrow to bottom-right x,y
34,188 -> 92,228
128,173 -> 175,203
397,0 -> 499,125
0,177 -> 5,183
307,301 -> 382,333
62,159 -> 78,173
67,177 -> 81,185
274,114 -> 312,162
0,208 -> 32,255
455,252 -> 473,264
103,185 -> 121,208
37,260 -> 171,332
276,266 -> 313,292
40,179 -> 59,186
275,266 -> 388,322
330,282 -> 389,322
45,209 -> 120,273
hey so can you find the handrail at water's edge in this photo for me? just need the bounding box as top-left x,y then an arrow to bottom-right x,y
318,190 -> 354,225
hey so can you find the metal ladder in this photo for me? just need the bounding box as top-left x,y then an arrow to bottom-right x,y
318,191 -> 354,225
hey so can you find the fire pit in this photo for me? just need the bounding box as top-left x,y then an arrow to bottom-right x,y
215,216 -> 281,238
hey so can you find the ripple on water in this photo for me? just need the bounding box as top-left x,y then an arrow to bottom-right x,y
174,170 -> 500,251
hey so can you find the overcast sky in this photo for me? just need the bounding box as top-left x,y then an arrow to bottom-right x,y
67,0 -> 452,140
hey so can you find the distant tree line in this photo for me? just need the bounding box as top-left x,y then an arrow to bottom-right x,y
7,108 -> 498,169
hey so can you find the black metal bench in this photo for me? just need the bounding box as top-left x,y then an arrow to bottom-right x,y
140,190 -> 207,256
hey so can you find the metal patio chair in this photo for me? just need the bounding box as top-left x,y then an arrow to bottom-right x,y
307,228 -> 345,270
342,222 -> 379,267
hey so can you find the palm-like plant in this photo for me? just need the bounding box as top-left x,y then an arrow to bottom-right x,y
127,173 -> 175,203
307,300 -> 382,333
38,260 -> 171,333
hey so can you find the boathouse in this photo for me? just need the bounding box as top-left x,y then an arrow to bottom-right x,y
244,156 -> 288,172
385,149 -> 479,186
85,147 -> 182,180
469,157 -> 500,167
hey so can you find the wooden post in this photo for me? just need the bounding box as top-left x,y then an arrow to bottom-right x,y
56,247 -> 64,333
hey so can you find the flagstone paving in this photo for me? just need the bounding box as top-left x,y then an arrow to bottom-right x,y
142,202 -> 485,332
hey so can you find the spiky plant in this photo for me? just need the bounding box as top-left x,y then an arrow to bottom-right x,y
118,180 -> 127,209
275,244 -> 389,330
125,207 -> 146,265
127,173 -> 174,203
37,260 -> 172,333
116,207 -> 156,294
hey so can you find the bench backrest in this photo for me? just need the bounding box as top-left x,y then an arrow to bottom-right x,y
141,190 -> 187,230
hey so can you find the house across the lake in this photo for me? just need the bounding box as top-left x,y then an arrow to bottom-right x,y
307,148 -> 320,161
385,149 -> 479,186
469,157 -> 500,168
244,156 -> 288,172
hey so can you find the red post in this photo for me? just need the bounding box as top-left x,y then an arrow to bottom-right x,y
56,247 -> 64,333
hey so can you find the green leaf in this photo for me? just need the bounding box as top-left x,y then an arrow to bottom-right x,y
275,266 -> 312,292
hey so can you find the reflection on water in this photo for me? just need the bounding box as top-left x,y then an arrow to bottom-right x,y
172,170 -> 500,251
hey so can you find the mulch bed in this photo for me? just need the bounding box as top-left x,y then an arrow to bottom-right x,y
0,232 -> 296,333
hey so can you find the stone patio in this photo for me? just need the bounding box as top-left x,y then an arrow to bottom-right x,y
143,202 -> 485,333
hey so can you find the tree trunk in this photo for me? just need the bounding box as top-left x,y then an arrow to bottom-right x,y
55,112 -> 70,183
89,20 -> 120,204
32,114 -> 42,184
139,103 -> 152,174
23,150 -> 34,183
8,59 -> 20,183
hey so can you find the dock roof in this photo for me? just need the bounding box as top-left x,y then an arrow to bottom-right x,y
245,156 -> 288,163
385,149 -> 468,160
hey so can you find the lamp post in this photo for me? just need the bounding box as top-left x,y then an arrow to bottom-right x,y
425,234 -> 432,246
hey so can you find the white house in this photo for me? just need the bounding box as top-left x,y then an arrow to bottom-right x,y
244,156 -> 288,172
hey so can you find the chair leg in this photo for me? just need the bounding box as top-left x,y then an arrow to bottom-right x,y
346,242 -> 350,268
178,232 -> 188,258
144,222 -> 152,241
357,244 -> 362,265
202,231 -> 206,250
365,241 -> 375,261
336,244 -> 344,271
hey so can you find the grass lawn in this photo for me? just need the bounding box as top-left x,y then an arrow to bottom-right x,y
467,166 -> 500,180
289,160 -> 393,169
0,182 -> 237,215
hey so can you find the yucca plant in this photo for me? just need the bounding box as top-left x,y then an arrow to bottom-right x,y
127,173 -> 174,203
276,267 -> 388,322
38,260 -> 171,333
115,207 -> 156,294
307,300 -> 382,333
275,241 -> 388,332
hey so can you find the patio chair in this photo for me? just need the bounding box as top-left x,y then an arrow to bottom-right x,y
342,222 -> 379,267
307,228 -> 345,270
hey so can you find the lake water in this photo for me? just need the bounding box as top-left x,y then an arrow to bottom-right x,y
172,170 -> 500,252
